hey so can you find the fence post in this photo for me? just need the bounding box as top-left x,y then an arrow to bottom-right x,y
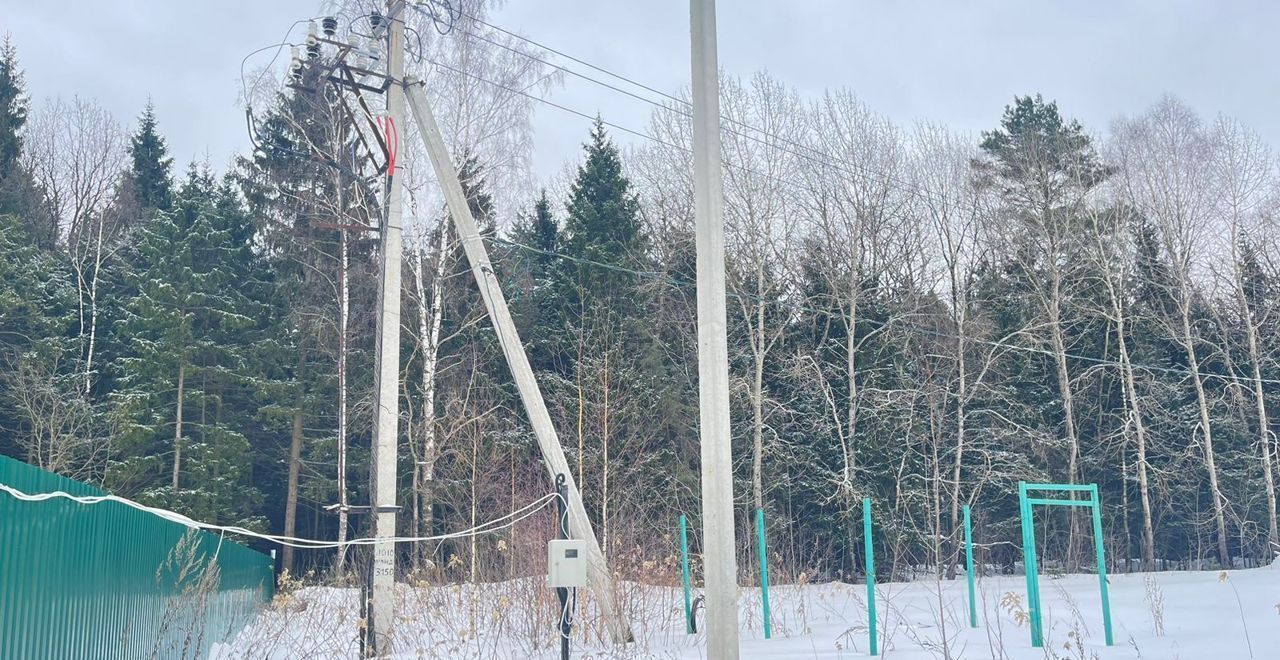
964,504 -> 977,628
863,497 -> 878,656
680,514 -> 694,634
1090,485 -> 1114,646
1018,481 -> 1043,647
756,507 -> 772,639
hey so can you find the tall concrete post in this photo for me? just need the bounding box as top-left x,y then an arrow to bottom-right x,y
689,1 -> 739,657
367,0 -> 406,654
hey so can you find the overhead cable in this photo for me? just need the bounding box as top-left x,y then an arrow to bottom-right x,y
0,482 -> 558,550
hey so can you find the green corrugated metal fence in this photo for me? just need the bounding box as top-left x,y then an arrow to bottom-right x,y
0,455 -> 275,659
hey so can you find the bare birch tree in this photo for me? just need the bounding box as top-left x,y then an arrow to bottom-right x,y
720,72 -> 806,513
803,89 -> 909,540
1084,194 -> 1159,568
395,2 -> 555,569
1110,97 -> 1231,566
1210,115 -> 1279,553
23,96 -> 126,392
909,121 -> 988,576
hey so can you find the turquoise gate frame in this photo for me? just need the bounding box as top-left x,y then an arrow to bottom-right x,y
1018,482 -> 1113,648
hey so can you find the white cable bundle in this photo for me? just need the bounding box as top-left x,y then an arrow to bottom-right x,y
0,482 -> 558,549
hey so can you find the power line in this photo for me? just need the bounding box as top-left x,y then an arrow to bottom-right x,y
420,56 -> 833,204
437,5 -> 977,218
401,8 -> 918,208
439,3 -> 680,106
422,56 -> 1272,390
408,18 -> 1280,390
487,234 -> 1280,390
236,11 -> 1276,397
239,18 -> 323,105
422,57 -> 684,153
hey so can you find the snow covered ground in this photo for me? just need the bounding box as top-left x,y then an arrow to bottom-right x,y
215,563 -> 1279,658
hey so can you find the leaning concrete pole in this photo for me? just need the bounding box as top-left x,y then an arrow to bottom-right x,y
402,78 -> 633,645
689,1 -> 740,657
367,0 -> 406,655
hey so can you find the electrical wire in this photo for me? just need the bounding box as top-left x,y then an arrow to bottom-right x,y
239,17 -> 324,105
551,485 -> 577,642
379,115 -> 399,175
0,481 -> 558,550
245,8 -> 1278,403
434,4 -> 950,214
416,53 -> 963,229
407,0 -> 460,35
418,59 -> 684,153
435,2 -> 675,106
392,23 -> 1277,391
486,233 -> 1280,389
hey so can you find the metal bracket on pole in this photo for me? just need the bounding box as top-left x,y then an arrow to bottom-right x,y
401,77 -> 632,645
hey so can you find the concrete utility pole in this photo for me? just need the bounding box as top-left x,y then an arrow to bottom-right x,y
367,0 -> 406,654
689,0 -> 740,657
402,78 -> 633,645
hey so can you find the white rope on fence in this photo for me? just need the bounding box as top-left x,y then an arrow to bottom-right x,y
0,481 -> 558,550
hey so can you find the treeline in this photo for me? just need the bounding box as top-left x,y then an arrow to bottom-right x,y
3,20 -> 1280,588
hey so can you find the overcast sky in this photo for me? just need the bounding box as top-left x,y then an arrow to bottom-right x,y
7,1 -> 1280,186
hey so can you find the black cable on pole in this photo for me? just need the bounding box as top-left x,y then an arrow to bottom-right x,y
555,473 -> 571,660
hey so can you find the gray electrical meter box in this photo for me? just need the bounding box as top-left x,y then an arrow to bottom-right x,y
547,539 -> 588,588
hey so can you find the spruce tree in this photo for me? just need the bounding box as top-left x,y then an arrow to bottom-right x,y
236,69 -> 387,560
439,155 -> 502,364
512,189 -> 558,260
507,189 -> 562,372
0,37 -> 53,246
128,101 -> 174,214
109,166 -> 281,526
550,120 -> 671,532
0,37 -> 25,175
562,119 -> 646,310
0,213 -> 78,461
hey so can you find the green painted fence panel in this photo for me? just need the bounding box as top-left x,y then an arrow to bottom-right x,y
0,455 -> 274,659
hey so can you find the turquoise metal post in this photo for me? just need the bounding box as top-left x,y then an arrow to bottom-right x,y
1090,485 -> 1114,646
1027,493 -> 1044,647
963,504 -> 977,628
863,497 -> 878,656
1018,481 -> 1044,647
679,514 -> 693,634
756,508 -> 772,639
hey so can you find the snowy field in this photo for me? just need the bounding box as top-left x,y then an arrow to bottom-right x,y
215,564 -> 1279,658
